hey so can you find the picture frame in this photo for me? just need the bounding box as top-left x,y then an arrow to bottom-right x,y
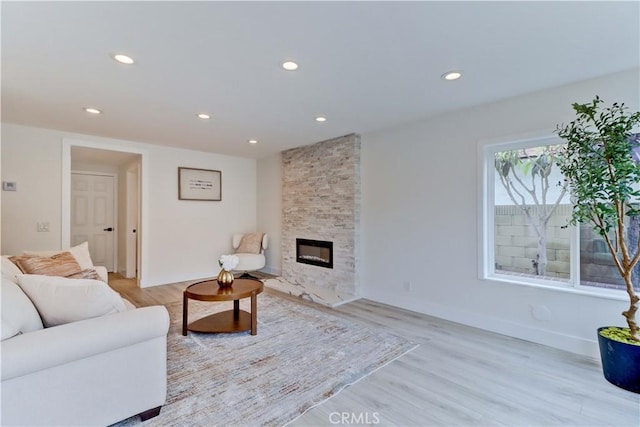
178,167 -> 221,201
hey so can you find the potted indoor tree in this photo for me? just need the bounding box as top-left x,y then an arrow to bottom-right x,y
556,96 -> 640,393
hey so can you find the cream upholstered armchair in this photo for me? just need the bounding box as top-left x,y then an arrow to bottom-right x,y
232,233 -> 268,279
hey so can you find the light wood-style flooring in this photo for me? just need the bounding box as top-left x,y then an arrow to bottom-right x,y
109,274 -> 640,427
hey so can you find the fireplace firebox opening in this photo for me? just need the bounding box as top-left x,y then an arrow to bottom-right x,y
296,238 -> 333,269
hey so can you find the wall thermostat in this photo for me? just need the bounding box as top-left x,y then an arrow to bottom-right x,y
2,181 -> 17,191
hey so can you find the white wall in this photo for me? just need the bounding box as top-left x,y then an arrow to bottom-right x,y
1,123 -> 257,287
361,68 -> 639,358
4,69 -> 638,356
256,152 -> 282,275
2,125 -> 63,252
258,68 -> 640,357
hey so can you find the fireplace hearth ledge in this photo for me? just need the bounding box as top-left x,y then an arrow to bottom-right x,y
262,276 -> 359,308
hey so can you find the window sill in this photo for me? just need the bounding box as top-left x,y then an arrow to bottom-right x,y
484,273 -> 630,302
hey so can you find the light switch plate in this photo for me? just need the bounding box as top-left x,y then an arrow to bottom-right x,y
2,181 -> 17,191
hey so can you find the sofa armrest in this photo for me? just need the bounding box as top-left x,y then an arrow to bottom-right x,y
1,305 -> 169,381
94,265 -> 108,283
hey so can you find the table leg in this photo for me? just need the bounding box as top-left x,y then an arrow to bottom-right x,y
251,291 -> 257,335
234,299 -> 240,320
182,292 -> 188,336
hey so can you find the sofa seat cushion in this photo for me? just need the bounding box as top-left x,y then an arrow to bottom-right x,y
235,253 -> 266,271
16,274 -> 127,327
1,276 -> 44,337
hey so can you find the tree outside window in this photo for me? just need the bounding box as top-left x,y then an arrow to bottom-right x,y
494,145 -> 568,277
487,140 -> 634,292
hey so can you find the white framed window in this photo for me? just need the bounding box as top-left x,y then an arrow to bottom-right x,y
480,135 -> 630,298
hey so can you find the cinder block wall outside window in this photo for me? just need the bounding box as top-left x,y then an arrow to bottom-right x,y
494,204 -> 623,287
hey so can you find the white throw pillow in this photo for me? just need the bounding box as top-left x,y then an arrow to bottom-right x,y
69,242 -> 94,270
16,274 -> 127,327
23,241 -> 94,270
1,276 -> 44,333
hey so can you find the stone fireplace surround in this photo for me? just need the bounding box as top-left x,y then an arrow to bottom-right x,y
264,134 -> 361,307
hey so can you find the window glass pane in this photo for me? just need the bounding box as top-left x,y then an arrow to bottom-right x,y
493,145 -> 571,281
487,139 -> 637,295
580,220 -> 640,291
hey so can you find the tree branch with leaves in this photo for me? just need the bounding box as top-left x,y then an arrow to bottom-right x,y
556,96 -> 640,341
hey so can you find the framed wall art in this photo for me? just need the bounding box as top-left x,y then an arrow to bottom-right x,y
178,167 -> 221,201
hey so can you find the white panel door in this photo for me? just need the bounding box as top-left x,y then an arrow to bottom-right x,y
71,173 -> 115,271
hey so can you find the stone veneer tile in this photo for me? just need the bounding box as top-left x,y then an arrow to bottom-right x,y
262,277 -> 360,308
282,134 -> 361,298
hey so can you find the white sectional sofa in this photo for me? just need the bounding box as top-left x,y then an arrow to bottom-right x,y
1,252 -> 170,426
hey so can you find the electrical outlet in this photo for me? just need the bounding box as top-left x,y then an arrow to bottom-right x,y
37,222 -> 50,232
403,280 -> 412,292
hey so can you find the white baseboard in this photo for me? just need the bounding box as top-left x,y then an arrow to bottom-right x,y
364,288 -> 600,359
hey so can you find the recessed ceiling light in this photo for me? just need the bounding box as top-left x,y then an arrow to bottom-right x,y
315,116 -> 327,122
442,71 -> 462,81
282,61 -> 299,71
112,54 -> 135,65
248,139 -> 258,144
197,113 -> 211,119
84,107 -> 102,114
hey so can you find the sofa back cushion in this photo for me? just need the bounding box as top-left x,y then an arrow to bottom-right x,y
16,274 -> 127,327
1,276 -> 44,339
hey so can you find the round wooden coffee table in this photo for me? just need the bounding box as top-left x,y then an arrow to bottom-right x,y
182,278 -> 263,336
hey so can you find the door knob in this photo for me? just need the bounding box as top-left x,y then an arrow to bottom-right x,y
104,227 -> 114,232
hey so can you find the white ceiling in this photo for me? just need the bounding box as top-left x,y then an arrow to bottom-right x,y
2,1 -> 639,159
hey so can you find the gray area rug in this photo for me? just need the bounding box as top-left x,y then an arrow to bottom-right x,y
114,294 -> 417,427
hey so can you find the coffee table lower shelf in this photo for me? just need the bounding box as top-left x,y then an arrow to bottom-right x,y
186,310 -> 253,334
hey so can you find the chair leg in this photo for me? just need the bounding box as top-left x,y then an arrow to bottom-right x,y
239,271 -> 259,279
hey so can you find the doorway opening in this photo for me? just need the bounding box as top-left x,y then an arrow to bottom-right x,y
62,141 -> 145,285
